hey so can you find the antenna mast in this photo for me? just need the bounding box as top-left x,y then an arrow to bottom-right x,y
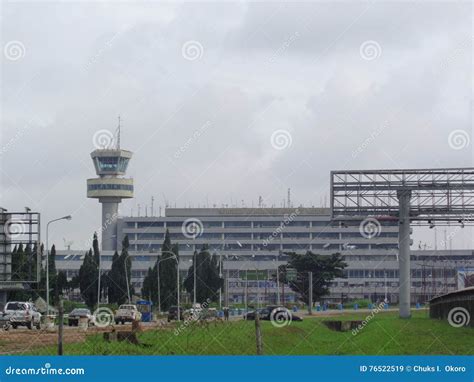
116,115 -> 121,150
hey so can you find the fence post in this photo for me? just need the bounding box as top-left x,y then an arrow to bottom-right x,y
58,299 -> 63,355
255,311 -> 263,355
308,272 -> 313,315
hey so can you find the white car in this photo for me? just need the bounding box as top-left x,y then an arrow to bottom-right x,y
3,301 -> 41,330
114,304 -> 141,324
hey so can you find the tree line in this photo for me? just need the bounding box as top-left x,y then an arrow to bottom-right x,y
8,231 -> 346,311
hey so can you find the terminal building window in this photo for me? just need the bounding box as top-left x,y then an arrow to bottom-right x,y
224,221 -> 252,228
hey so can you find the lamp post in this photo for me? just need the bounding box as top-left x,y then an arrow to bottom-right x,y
46,215 -> 72,315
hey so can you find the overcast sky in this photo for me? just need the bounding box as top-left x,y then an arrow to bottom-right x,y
1,1 -> 473,250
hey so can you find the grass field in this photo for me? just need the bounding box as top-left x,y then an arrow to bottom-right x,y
27,310 -> 473,355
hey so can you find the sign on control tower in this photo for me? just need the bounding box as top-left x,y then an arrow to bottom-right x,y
87,122 -> 133,251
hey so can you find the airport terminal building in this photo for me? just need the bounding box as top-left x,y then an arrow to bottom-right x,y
55,207 -> 474,305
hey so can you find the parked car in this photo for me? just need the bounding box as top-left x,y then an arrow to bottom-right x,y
115,304 -> 141,324
167,306 -> 184,322
244,306 -> 303,322
68,308 -> 94,326
3,301 -> 41,329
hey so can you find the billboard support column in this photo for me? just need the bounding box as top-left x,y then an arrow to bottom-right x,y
397,190 -> 412,319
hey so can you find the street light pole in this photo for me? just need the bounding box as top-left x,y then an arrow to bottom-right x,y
276,251 -> 281,305
46,215 -> 72,316
157,259 -> 161,314
218,252 -> 223,310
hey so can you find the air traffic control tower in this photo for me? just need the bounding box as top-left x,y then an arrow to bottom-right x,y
87,126 -> 133,251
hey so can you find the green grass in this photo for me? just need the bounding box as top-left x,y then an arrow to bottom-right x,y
27,311 -> 473,355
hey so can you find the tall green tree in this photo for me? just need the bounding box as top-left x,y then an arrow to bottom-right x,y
79,249 -> 98,309
158,230 -> 179,311
107,236 -> 133,305
49,244 -> 60,305
285,252 -> 347,303
183,244 -> 222,303
92,233 -> 104,302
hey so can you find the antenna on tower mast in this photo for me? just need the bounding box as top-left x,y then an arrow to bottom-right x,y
116,115 -> 121,150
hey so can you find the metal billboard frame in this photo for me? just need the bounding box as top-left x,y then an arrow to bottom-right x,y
330,168 -> 474,319
0,210 -> 41,289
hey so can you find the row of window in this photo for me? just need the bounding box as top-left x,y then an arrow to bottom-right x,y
131,232 -> 397,240
342,269 -> 458,279
88,184 -> 133,191
95,157 -> 130,173
126,221 -> 398,229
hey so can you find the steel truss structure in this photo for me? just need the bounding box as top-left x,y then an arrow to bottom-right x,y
0,210 -> 41,290
330,167 -> 474,319
331,168 -> 474,224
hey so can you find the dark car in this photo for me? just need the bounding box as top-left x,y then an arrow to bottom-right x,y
244,306 -> 303,322
167,306 -> 184,322
68,308 -> 93,326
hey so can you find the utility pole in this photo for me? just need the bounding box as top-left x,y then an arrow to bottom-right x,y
157,259 -> 161,314
308,272 -> 313,315
193,250 -> 197,307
